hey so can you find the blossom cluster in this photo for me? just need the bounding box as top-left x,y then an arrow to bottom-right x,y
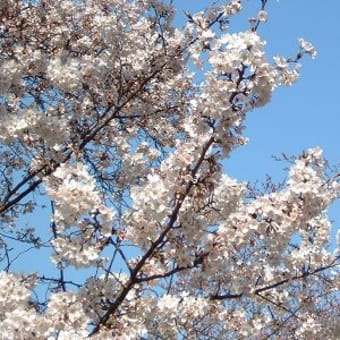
44,162 -> 115,267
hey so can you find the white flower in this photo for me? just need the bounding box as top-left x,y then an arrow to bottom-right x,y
257,10 -> 268,22
273,56 -> 288,69
299,38 -> 317,58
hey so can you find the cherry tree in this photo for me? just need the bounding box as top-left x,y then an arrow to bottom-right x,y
0,0 -> 339,338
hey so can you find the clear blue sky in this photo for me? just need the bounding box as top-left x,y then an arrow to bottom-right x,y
174,0 -> 340,245
175,0 -> 340,176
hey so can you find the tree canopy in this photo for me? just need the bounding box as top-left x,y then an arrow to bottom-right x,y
0,0 -> 339,338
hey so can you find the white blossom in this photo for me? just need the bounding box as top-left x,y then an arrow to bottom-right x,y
299,38 -> 317,58
257,10 -> 268,22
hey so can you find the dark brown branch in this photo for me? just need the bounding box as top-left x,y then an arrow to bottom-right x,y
255,256 -> 340,295
135,253 -> 206,283
89,136 -> 215,336
210,256 -> 340,301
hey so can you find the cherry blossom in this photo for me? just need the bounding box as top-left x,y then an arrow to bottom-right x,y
0,0 -> 338,338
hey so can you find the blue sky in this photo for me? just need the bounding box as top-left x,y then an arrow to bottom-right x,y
175,0 -> 340,238
175,0 -> 340,177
